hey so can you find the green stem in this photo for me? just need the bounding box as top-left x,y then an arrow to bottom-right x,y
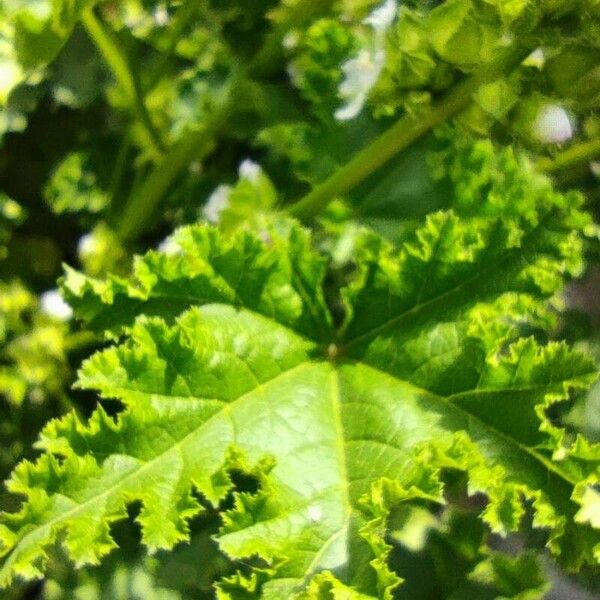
81,7 -> 165,158
63,330 -> 98,353
536,137 -> 600,174
115,0 -> 343,242
117,109 -> 228,241
109,129 -> 132,209
287,45 -> 534,221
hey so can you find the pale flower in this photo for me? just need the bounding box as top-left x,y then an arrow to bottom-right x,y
40,290 -> 73,321
77,233 -> 97,257
153,5 -> 170,26
203,185 -> 231,223
364,0 -> 397,35
335,0 -> 397,121
524,48 -> 545,69
158,237 -> 182,256
534,105 -> 573,144
308,505 -> 323,523
283,31 -> 300,50
239,159 -> 261,183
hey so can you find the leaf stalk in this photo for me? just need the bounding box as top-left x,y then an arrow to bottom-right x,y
536,137 -> 600,174
287,45 -> 534,220
117,110 -> 227,241
81,7 -> 165,159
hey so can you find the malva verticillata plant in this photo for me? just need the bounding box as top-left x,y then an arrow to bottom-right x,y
0,1 -> 600,598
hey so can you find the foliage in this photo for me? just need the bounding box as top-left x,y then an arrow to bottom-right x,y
0,0 -> 599,598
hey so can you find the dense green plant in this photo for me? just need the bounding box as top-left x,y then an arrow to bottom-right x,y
1,1 -> 600,598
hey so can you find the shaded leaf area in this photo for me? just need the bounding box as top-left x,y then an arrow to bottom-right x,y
40,502 -> 230,600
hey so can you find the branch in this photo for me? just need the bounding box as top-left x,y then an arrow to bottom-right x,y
287,45 -> 534,221
117,110 -> 228,242
536,138 -> 600,174
81,7 -> 165,159
113,0 -> 339,243
63,330 -> 98,353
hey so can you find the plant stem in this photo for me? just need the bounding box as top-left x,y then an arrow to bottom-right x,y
109,129 -> 132,209
114,0 -> 337,243
63,330 -> 98,353
287,45 -> 534,221
117,110 -> 227,241
536,137 -> 600,174
81,7 -> 165,158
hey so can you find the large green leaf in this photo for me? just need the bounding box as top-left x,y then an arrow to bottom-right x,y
2,143 -> 600,596
60,221 -> 333,343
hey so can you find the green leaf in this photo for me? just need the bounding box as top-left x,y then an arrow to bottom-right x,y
61,221 -> 334,342
468,551 -> 549,599
426,0 -> 506,68
43,563 -> 182,600
287,17 -> 358,118
202,160 -> 278,234
0,193 -> 24,260
44,152 -> 109,215
0,0 -> 92,105
0,278 -> 80,490
2,143 -> 599,595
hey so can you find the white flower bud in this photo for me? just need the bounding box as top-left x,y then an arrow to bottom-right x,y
239,159 -> 261,183
335,0 -> 397,121
524,48 -> 545,69
40,290 -> 73,321
203,185 -> 231,223
283,31 -> 300,50
364,0 -> 397,34
153,5 -> 170,26
534,105 -> 573,144
158,237 -> 182,256
308,505 -> 323,522
77,233 -> 97,257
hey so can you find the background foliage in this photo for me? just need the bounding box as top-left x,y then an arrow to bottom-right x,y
0,0 -> 600,598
